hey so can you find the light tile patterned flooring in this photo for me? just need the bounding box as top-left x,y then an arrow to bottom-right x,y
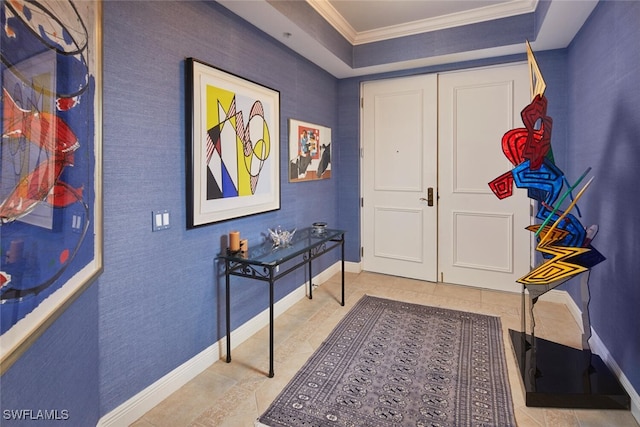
132,272 -> 638,427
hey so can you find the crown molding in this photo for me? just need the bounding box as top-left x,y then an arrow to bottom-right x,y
306,0 -> 359,41
307,0 -> 538,45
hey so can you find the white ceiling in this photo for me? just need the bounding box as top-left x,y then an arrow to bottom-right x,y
217,0 -> 598,78
319,0 -> 535,44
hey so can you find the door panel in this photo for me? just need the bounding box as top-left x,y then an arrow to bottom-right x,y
373,92 -> 423,191
362,75 -> 438,282
452,211 -> 513,272
439,64 -> 531,292
374,207 -> 423,262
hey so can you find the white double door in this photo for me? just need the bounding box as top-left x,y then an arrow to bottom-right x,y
361,63 -> 531,292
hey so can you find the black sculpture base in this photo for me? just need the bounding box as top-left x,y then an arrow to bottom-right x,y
509,329 -> 630,409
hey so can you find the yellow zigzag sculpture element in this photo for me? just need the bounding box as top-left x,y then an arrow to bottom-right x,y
518,235 -> 591,285
518,177 -> 594,285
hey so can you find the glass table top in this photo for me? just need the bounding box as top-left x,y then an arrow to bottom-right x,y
220,227 -> 344,266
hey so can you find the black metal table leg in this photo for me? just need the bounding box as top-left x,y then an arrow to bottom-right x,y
226,259 -> 231,363
308,249 -> 313,299
341,237 -> 345,306
269,267 -> 275,378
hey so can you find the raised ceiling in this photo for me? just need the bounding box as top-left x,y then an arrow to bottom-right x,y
321,0 -> 534,43
217,0 -> 598,78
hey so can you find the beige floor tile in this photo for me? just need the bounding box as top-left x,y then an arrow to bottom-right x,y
574,408 -> 640,427
434,282 -> 483,301
543,408 -> 580,426
132,272 -> 638,427
482,288 -> 522,307
140,370 -> 236,426
130,418 -> 155,427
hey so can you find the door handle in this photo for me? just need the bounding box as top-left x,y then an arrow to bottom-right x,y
419,188 -> 434,207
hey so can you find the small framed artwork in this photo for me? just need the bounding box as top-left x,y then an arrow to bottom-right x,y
186,58 -> 281,227
288,119 -> 331,182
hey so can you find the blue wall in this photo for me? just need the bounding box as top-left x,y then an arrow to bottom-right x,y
98,0 -> 339,416
1,1 -> 638,425
1,284 -> 100,425
565,0 -> 640,393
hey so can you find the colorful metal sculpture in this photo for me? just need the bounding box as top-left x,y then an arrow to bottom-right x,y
488,41 -> 605,286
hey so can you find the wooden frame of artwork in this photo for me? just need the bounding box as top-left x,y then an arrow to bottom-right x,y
186,58 -> 280,227
0,0 -> 104,373
288,119 -> 332,182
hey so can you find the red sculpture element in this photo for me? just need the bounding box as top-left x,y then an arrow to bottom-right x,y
488,171 -> 514,199
520,94 -> 553,170
501,128 -> 528,166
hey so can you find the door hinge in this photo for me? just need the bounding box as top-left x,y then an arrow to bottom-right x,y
361,247 -> 364,257
440,272 -> 444,282
360,97 -> 364,108
530,204 -> 534,217
361,197 -> 364,208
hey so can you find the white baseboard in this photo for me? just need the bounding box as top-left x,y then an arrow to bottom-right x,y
540,289 -> 640,424
97,261 -> 343,427
345,261 -> 362,274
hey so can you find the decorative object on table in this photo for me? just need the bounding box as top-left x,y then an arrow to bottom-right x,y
288,119 -> 331,182
258,295 -> 516,427
185,58 -> 280,228
268,226 -> 296,247
488,42 -> 628,410
0,0 -> 104,373
228,231 -> 241,252
311,221 -> 327,236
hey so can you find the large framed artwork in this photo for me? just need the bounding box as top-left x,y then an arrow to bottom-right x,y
186,58 -> 280,228
288,119 -> 331,182
0,0 -> 104,372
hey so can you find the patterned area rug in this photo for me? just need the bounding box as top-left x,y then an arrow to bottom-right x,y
258,295 -> 516,427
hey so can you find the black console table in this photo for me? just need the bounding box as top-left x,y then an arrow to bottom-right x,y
219,227 -> 345,377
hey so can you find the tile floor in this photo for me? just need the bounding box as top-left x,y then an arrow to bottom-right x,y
132,272 -> 638,427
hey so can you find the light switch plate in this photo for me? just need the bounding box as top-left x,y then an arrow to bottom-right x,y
152,210 -> 170,231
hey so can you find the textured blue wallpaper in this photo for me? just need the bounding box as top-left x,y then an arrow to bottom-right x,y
353,14 -> 535,69
566,0 -> 640,393
1,284 -> 100,425
96,1 -> 339,414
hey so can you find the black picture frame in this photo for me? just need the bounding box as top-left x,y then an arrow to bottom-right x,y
185,58 -> 280,228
